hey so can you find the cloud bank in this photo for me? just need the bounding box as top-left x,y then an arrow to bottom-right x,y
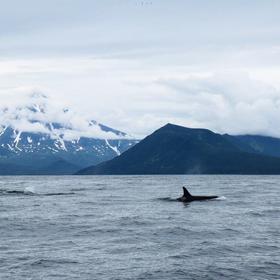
157,72 -> 280,137
1,1 -> 280,137
2,71 -> 280,138
0,92 -> 132,140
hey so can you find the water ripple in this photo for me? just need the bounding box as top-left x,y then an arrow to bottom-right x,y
0,175 -> 279,280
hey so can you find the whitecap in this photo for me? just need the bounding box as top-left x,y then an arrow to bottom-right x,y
215,196 -> 226,200
24,186 -> 36,194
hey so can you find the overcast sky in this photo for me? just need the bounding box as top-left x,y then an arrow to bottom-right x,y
1,0 -> 280,137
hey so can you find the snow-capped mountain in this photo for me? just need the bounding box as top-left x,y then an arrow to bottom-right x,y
0,93 -> 138,174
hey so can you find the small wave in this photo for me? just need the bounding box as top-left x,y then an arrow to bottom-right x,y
246,208 -> 280,217
156,197 -> 177,202
169,254 -> 189,260
24,186 -> 36,194
0,189 -> 75,197
0,189 -> 33,196
263,209 -> 280,214
247,210 -> 264,217
118,215 -> 151,227
30,258 -> 79,267
44,192 -> 75,196
222,228 -> 241,233
24,187 -> 35,193
153,226 -> 196,236
70,187 -> 87,192
215,196 -> 226,200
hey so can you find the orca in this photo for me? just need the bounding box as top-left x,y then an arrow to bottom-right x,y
177,187 -> 218,202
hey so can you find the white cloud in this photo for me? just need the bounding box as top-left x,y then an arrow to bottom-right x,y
0,92 -> 132,140
157,72 -> 280,137
2,62 -> 280,138
1,1 -> 280,137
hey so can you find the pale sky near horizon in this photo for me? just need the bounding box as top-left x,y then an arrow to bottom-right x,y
1,0 -> 280,137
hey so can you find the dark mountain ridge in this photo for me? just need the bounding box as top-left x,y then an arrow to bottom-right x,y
224,134 -> 280,157
77,123 -> 280,175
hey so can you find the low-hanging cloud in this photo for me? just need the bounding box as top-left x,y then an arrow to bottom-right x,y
157,71 -> 280,137
2,71 -> 280,138
0,91 -> 132,140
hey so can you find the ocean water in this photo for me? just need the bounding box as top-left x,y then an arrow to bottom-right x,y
0,175 -> 279,280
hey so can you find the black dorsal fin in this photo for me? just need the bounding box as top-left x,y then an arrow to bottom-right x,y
183,187 -> 192,198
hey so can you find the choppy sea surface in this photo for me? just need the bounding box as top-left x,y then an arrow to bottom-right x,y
0,175 -> 279,280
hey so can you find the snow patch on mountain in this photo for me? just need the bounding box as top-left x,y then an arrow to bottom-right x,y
105,139 -> 121,156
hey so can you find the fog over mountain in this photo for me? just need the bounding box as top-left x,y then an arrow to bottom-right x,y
0,92 -> 138,175
0,92 -> 133,140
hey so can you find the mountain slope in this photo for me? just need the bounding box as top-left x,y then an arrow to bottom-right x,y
224,134 -> 280,157
77,124 -> 280,175
0,93 -> 138,175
